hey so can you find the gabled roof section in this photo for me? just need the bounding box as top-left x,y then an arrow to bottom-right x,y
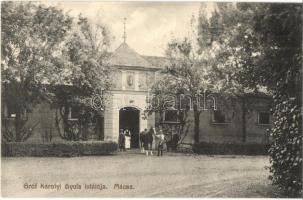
109,42 -> 153,68
142,56 -> 169,69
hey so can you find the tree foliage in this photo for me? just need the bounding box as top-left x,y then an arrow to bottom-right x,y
269,94 -> 302,196
1,2 -> 72,141
1,2 -> 112,142
252,4 -> 302,196
52,15 -> 112,141
208,2 -> 302,196
149,11 -> 228,143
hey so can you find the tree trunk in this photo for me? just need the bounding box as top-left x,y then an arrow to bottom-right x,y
242,96 -> 246,143
95,114 -> 104,140
193,105 -> 200,144
15,111 -> 22,142
61,106 -> 70,140
82,123 -> 88,141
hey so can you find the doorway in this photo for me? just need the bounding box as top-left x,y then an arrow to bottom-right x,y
119,107 -> 140,148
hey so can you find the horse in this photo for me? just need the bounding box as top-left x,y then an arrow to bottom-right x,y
142,128 -> 154,156
139,129 -> 147,152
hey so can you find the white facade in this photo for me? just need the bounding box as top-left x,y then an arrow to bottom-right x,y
103,90 -> 154,142
103,42 -> 160,145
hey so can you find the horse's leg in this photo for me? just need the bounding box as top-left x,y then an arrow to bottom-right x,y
150,143 -> 153,156
158,144 -> 160,156
141,144 -> 144,153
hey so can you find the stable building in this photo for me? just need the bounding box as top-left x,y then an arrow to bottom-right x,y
2,41 -> 272,147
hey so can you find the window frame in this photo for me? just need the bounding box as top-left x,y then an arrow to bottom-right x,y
211,110 -> 231,125
257,111 -> 270,125
163,109 -> 182,123
68,106 -> 80,121
3,102 -> 27,120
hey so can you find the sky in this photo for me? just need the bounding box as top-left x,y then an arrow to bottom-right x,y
44,1 -> 215,57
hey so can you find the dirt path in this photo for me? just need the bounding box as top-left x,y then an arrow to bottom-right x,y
1,153 -> 279,197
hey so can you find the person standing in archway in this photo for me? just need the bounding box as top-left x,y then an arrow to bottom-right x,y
119,129 -> 125,152
124,127 -> 131,149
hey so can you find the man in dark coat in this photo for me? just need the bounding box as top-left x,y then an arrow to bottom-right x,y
165,132 -> 172,152
155,128 -> 165,156
145,127 -> 155,156
172,131 -> 180,152
140,129 -> 147,153
118,129 -> 125,151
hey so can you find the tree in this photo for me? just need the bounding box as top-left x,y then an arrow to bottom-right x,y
149,24 -> 224,144
53,15 -> 112,141
250,4 -> 302,196
145,71 -> 192,144
207,2 -> 302,196
199,3 -> 272,142
148,6 -> 241,145
1,2 -> 72,142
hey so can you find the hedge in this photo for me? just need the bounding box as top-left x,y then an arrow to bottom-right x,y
268,94 -> 302,197
1,141 -> 118,157
193,142 -> 270,155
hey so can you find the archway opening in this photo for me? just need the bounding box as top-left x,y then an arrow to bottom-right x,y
119,107 -> 140,148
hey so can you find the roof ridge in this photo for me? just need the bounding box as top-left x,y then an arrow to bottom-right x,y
109,42 -> 153,68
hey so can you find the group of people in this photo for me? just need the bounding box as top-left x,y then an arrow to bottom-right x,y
118,126 -> 180,156
140,126 -> 180,156
139,127 -> 165,156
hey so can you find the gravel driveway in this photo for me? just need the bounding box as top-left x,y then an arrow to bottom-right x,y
1,152 -> 280,197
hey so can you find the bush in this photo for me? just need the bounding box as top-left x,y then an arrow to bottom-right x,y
2,141 -> 118,157
193,142 -> 270,155
268,95 -> 302,197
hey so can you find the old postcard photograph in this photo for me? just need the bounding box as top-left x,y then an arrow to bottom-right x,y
1,0 -> 302,198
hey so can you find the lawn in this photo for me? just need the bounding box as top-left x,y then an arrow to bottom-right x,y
1,152 -> 281,197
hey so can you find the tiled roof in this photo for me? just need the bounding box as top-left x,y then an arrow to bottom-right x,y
109,42 -> 152,68
142,55 -> 169,69
109,42 -> 169,69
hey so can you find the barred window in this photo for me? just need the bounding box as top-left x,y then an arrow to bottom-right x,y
4,102 -> 27,119
6,103 -> 17,118
69,106 -> 80,120
164,110 -> 184,122
258,112 -> 270,125
213,110 -> 227,124
164,110 -> 178,122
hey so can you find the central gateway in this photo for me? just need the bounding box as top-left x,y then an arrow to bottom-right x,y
103,42 -> 158,144
119,107 -> 140,148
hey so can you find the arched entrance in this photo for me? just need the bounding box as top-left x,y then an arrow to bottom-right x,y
119,107 -> 140,148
